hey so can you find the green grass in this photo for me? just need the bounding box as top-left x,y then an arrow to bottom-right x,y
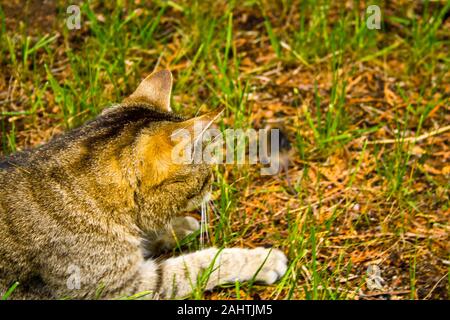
2,282 -> 19,300
0,0 -> 449,300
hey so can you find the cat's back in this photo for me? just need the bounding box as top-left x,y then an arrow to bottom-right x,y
0,152 -> 36,213
0,156 -> 37,292
0,154 -> 31,220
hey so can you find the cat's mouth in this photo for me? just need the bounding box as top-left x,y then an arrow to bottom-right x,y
183,175 -> 212,212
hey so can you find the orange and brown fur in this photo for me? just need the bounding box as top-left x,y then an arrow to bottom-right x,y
0,70 -> 287,299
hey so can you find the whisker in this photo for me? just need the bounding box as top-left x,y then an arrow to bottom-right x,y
209,199 -> 220,218
200,201 -> 204,248
200,200 -> 209,249
205,201 -> 210,244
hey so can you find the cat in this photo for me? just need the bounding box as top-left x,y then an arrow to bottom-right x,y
0,70 -> 287,299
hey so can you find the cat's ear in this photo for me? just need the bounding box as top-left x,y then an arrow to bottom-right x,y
124,70 -> 173,112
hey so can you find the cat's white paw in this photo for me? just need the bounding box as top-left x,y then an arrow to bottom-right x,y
251,248 -> 288,284
146,216 -> 200,255
171,216 -> 200,238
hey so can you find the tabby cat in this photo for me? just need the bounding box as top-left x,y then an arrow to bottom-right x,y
0,70 -> 287,299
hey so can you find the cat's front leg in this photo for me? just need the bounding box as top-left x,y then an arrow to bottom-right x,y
157,247 -> 288,299
145,216 -> 200,256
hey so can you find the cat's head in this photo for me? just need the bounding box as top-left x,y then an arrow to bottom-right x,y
89,70 -> 220,229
